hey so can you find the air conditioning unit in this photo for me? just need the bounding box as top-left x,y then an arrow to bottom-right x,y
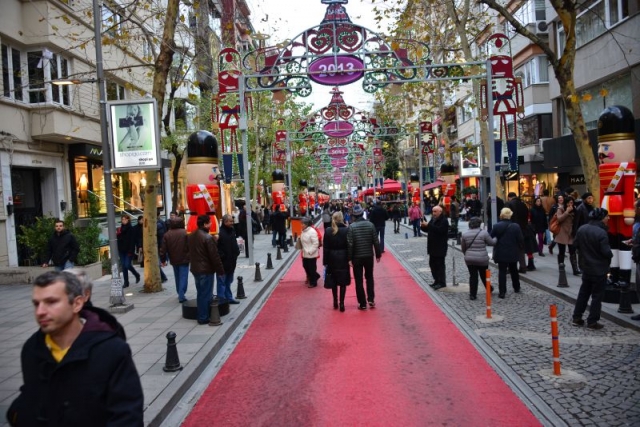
539,138 -> 551,153
535,20 -> 549,35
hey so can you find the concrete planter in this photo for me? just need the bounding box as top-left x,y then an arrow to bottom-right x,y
0,262 -> 103,285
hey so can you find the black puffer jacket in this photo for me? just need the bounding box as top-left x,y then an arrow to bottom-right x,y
574,220 -> 612,275
347,217 -> 381,260
323,223 -> 351,286
490,219 -> 524,263
117,222 -> 137,254
7,307 -> 143,427
217,224 -> 240,274
44,230 -> 79,267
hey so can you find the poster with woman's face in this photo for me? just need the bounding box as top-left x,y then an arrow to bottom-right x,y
109,100 -> 161,171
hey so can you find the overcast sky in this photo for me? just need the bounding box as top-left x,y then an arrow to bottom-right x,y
243,0 -> 402,112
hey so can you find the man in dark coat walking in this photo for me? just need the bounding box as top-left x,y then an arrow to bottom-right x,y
507,192 -> 534,272
422,205 -> 449,290
188,215 -> 225,324
160,218 -> 190,303
217,214 -> 241,304
116,215 -> 140,288
368,200 -> 389,252
347,204 -> 381,310
272,205 -> 288,250
7,271 -> 143,427
42,220 -> 79,271
572,208 -> 612,330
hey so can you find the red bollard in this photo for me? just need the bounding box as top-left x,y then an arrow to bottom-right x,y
485,270 -> 492,319
550,304 -> 561,376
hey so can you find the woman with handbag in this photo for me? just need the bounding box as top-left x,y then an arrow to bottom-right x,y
300,217 -> 321,288
322,211 -> 351,311
490,208 -> 524,298
461,217 -> 496,300
555,196 -> 581,275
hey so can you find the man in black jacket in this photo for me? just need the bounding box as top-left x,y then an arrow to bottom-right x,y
7,271 -> 143,427
42,220 -> 79,271
347,204 -> 381,310
507,192 -> 534,272
117,215 -> 141,288
572,208 -> 613,330
422,205 -> 450,290
368,200 -> 389,253
217,214 -> 241,304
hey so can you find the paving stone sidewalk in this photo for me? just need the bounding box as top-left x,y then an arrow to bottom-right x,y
388,219 -> 640,427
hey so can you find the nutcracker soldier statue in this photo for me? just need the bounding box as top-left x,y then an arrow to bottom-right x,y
185,131 -> 221,235
298,179 -> 309,216
271,169 -> 287,212
597,105 -> 637,310
410,173 -> 421,206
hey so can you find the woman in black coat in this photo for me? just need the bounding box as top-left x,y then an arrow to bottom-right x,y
490,207 -> 524,298
530,197 -> 548,256
322,211 -> 351,312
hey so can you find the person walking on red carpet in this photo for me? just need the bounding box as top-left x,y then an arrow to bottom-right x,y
323,211 -> 351,312
421,205 -> 449,290
300,217 -> 321,288
347,204 -> 381,310
490,208 -> 523,298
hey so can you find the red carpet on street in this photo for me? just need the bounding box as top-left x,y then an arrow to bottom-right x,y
183,239 -> 541,426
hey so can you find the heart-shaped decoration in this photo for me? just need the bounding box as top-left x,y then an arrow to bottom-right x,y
305,29 -> 333,55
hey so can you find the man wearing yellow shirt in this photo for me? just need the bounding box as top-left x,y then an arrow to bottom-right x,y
6,271 -> 143,426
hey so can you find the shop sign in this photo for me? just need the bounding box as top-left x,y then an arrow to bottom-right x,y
569,175 -> 585,185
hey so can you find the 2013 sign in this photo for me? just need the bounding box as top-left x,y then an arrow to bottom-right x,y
308,55 -> 364,86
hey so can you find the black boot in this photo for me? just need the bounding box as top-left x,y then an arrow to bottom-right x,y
549,241 -> 555,254
527,258 -> 536,271
569,253 -> 581,276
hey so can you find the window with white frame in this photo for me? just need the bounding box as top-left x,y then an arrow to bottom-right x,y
102,6 -> 122,37
3,46 -> 71,105
2,44 -> 24,101
558,0 -> 630,49
107,81 -> 126,101
515,56 -> 549,88
458,98 -> 473,124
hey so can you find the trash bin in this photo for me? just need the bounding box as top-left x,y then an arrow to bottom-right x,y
290,217 -> 302,240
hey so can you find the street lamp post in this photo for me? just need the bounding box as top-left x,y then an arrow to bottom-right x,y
92,0 -> 126,307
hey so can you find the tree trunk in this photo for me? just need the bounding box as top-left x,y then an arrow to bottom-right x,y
142,0 -> 179,293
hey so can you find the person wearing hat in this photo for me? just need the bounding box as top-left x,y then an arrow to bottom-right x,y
572,192 -> 595,274
490,207 -> 523,298
572,208 -> 612,329
347,203 -> 381,310
299,216 -> 321,288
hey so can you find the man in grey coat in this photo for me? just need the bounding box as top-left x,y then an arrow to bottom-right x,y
347,204 -> 381,310
572,208 -> 612,330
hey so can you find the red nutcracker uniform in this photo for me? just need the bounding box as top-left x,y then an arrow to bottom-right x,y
186,131 -> 220,235
597,105 -> 636,288
298,180 -> 308,215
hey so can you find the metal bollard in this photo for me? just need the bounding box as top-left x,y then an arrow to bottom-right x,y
617,270 -> 634,313
254,262 -> 263,282
550,304 -> 561,375
276,246 -> 283,260
557,263 -> 569,288
283,239 -> 289,253
266,253 -> 274,270
405,232 -> 408,239
236,276 -> 247,299
163,331 -> 183,372
208,299 -> 223,326
456,232 -> 462,246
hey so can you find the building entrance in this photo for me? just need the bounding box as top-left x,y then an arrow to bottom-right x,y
12,167 -> 43,266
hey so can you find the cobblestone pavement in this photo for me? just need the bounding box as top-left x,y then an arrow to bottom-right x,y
386,227 -> 640,427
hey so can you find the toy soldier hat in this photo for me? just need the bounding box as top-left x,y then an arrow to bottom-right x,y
598,105 -> 635,142
272,169 -> 285,183
187,130 -> 218,163
299,179 -> 308,187
352,204 -> 364,216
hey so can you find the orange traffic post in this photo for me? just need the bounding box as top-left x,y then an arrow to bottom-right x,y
550,304 -> 561,376
485,270 -> 492,319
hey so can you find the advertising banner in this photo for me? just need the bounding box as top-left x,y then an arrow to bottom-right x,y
108,99 -> 162,172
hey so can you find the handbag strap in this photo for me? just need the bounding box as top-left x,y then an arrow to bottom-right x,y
467,230 -> 482,250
